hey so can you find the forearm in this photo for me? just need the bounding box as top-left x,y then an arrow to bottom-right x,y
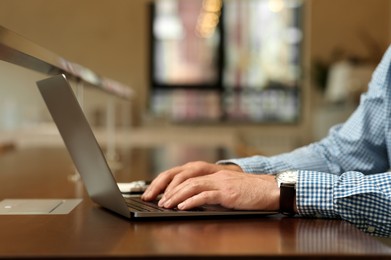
220,157 -> 391,237
218,143 -> 334,175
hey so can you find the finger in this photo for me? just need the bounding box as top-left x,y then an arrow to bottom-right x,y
142,166 -> 183,200
158,162 -> 213,201
144,161 -> 221,201
160,176 -> 214,208
164,167 -> 203,195
177,191 -> 221,210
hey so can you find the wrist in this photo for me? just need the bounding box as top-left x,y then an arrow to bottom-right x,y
259,174 -> 280,211
221,163 -> 243,172
276,170 -> 298,216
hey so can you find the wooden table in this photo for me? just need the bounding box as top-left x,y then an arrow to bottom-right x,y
0,147 -> 390,259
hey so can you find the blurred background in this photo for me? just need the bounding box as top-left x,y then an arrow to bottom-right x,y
0,0 -> 390,157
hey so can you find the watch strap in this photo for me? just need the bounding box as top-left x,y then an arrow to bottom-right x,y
279,183 -> 296,216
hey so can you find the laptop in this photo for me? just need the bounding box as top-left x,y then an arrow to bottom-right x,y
37,74 -> 276,219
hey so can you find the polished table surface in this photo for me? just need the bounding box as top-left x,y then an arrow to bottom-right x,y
0,146 -> 390,259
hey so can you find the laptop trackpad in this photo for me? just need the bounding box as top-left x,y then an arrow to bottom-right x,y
0,199 -> 82,215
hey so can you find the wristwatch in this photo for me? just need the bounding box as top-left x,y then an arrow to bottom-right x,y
275,170 -> 298,216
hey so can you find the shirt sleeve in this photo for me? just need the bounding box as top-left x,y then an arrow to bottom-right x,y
217,45 -> 391,237
297,170 -> 391,237
219,45 -> 390,175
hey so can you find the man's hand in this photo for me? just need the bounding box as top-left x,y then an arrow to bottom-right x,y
142,161 -> 241,201
141,161 -> 280,211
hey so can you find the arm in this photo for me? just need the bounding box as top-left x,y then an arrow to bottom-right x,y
298,170 -> 391,237
219,86 -> 388,175
221,45 -> 391,175
218,46 -> 391,237
220,154 -> 391,237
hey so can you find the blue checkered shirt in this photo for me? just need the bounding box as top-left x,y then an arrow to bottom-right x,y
219,45 -> 391,237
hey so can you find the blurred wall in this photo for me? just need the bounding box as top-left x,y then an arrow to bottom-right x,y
311,0 -> 390,63
0,0 -> 150,127
0,0 -> 390,134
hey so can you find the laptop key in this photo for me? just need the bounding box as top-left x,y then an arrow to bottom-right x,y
125,197 -> 170,212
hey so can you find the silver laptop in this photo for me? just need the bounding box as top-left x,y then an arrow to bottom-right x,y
37,74 -> 276,219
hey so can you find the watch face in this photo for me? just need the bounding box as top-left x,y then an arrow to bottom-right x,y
276,171 -> 298,187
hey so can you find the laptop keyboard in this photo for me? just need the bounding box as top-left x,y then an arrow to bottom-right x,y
124,196 -> 232,213
124,196 -> 176,212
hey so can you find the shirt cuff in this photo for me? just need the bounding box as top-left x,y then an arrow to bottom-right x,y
296,170 -> 339,219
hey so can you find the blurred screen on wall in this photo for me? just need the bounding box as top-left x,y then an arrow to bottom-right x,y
150,0 -> 304,123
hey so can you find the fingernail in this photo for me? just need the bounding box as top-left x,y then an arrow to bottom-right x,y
163,199 -> 172,208
141,191 -> 149,199
178,202 -> 185,210
158,197 -> 166,207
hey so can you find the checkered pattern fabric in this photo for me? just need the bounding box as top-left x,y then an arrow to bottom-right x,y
219,45 -> 391,237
